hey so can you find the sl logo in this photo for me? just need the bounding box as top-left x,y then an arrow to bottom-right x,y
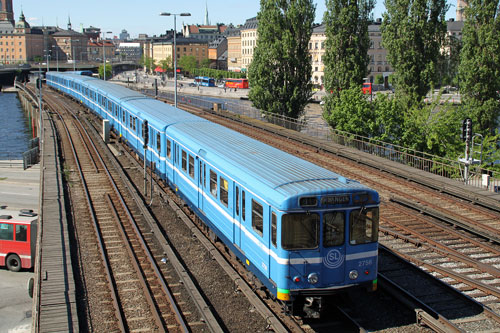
323,249 -> 344,269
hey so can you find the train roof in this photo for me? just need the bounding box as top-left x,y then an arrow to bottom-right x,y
49,72 -> 146,101
168,121 -> 374,208
123,98 -> 207,131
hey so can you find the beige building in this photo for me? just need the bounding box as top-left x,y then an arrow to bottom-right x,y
226,28 -> 241,72
240,17 -> 257,72
0,3 -> 44,64
52,29 -> 89,62
310,24 -> 326,87
149,37 -> 208,70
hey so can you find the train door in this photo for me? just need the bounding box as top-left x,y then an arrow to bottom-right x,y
320,211 -> 347,284
234,185 -> 242,249
172,143 -> 179,185
198,159 -> 205,212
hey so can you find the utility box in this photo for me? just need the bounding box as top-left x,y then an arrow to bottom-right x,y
482,174 -> 490,188
102,119 -> 110,143
213,103 -> 222,112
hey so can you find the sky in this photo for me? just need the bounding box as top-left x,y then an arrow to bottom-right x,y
14,0 -> 458,39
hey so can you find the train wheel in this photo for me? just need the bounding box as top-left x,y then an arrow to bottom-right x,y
6,254 -> 21,272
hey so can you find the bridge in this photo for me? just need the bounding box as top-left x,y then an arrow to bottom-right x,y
0,61 -> 139,88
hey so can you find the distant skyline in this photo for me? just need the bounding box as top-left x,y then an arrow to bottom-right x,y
13,0 -> 458,39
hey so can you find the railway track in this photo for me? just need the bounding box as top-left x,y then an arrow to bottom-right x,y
379,246 -> 500,332
39,88 -> 222,332
44,84 -> 498,330
167,103 -> 500,313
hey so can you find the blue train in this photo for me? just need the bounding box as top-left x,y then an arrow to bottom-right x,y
46,72 -> 380,315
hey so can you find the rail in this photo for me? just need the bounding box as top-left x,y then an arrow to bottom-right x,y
138,87 -> 499,193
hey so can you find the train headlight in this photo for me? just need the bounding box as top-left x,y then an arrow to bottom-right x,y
307,273 -> 319,285
349,270 -> 359,280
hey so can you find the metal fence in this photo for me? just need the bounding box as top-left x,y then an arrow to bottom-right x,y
137,87 -> 499,193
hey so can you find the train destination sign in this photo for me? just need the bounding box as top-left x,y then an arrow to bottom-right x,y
321,194 -> 350,205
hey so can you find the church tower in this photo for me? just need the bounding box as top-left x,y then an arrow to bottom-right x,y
0,0 -> 15,25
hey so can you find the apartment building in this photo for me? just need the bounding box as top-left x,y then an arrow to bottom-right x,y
240,17 -> 257,72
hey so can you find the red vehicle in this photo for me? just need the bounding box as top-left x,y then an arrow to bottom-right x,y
0,210 -> 37,272
225,78 -> 249,89
362,82 -> 372,95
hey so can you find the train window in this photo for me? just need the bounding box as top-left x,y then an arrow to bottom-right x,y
129,115 -> 132,128
15,225 -> 27,242
252,200 -> 263,236
199,161 -> 204,185
281,213 -> 319,250
189,156 -> 195,179
182,151 -> 187,172
323,212 -> 345,247
220,176 -> 228,207
350,207 -> 379,245
157,134 -> 161,152
242,191 -> 246,221
236,187 -> 240,216
167,139 -> 171,159
122,110 -> 126,122
271,213 -> 277,247
210,170 -> 217,197
0,223 -> 14,240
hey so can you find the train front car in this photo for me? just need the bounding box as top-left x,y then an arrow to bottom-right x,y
275,179 -> 379,316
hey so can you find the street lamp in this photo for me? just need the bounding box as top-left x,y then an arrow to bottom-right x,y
160,12 -> 191,108
51,45 -> 59,72
103,31 -> 112,80
72,39 -> 79,71
44,49 -> 51,72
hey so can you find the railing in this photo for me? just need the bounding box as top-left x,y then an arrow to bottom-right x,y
136,87 -> 499,193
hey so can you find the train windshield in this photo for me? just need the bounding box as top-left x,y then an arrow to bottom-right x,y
282,213 -> 319,250
349,207 -> 379,245
323,212 -> 345,247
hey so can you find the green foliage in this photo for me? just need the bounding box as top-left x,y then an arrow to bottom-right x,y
98,64 -> 112,80
139,56 -> 156,73
323,0 -> 374,98
381,0 -> 448,100
458,0 -> 500,133
374,74 -> 384,85
200,58 -> 212,68
177,55 -> 198,72
33,56 -> 43,63
159,56 -> 172,71
248,0 -> 316,119
437,34 -> 462,87
323,87 -> 374,137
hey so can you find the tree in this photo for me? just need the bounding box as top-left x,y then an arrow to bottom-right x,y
248,0 -> 316,119
139,55 -> 156,73
98,64 -> 112,80
178,55 -> 198,72
200,58 -> 212,68
159,56 -> 172,72
437,34 -> 462,87
322,0 -> 374,98
458,0 -> 500,133
381,0 -> 448,100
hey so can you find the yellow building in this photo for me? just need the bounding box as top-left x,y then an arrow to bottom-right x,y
151,37 -> 208,69
226,28 -> 241,72
309,24 -> 326,87
0,8 -> 43,63
240,17 -> 257,72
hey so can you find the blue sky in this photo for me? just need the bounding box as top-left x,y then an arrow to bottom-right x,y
14,0 -> 457,38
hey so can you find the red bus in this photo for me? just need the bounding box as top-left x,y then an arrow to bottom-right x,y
362,82 -> 372,95
225,78 -> 249,89
0,210 -> 37,272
